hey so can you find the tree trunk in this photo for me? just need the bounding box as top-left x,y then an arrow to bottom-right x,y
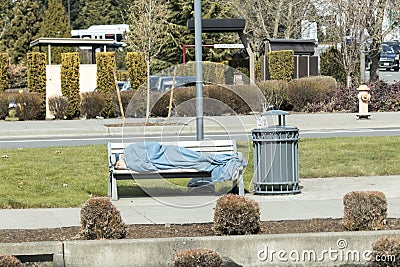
369,39 -> 381,82
273,0 -> 283,38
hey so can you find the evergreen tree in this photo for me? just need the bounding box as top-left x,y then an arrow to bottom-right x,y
0,0 -> 13,52
72,0 -> 124,29
3,0 -> 42,64
38,0 -> 72,64
161,0 -> 238,69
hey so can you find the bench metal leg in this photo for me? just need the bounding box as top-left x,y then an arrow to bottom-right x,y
108,171 -> 112,198
108,172 -> 118,200
238,172 -> 245,196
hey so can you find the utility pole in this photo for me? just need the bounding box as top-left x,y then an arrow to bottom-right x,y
194,0 -> 204,140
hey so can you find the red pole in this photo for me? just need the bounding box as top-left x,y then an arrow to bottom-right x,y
182,44 -> 186,64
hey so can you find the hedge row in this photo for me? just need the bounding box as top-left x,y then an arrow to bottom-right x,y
137,84 -> 263,118
2,77 -> 399,120
0,53 -> 9,92
61,52 -> 80,118
126,52 -> 146,91
267,50 -> 294,81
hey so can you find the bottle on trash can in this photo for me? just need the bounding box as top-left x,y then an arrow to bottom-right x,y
257,116 -> 268,128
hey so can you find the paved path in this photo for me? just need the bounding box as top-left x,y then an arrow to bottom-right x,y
0,176 -> 399,229
0,112 -> 399,139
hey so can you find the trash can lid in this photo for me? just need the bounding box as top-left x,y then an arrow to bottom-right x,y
261,110 -> 289,116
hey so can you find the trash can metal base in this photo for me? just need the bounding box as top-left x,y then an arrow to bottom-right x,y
253,181 -> 300,194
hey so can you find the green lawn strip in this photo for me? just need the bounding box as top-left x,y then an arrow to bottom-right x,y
0,136 -> 399,208
298,136 -> 400,178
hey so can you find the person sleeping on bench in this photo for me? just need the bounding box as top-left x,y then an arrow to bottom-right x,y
112,141 -> 246,184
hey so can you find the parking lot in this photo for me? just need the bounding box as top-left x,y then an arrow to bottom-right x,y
369,69 -> 400,83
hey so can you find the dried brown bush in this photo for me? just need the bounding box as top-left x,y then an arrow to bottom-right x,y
80,92 -> 105,119
371,236 -> 400,267
173,248 -> 222,267
287,76 -> 337,111
0,254 -> 22,267
213,194 -> 260,235
49,96 -> 69,120
342,191 -> 387,231
15,92 -> 45,120
79,197 -> 127,240
0,92 -> 9,119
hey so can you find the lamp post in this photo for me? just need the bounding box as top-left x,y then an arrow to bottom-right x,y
194,0 -> 204,141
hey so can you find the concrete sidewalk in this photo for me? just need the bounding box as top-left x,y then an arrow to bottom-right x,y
0,175 -> 399,229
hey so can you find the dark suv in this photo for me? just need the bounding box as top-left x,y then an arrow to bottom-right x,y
380,43 -> 400,71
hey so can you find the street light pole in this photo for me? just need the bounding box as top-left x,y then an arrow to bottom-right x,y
194,0 -> 204,141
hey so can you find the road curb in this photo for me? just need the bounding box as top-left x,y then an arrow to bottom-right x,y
2,230 -> 400,266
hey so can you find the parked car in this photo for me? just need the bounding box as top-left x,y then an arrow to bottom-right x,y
383,41 -> 400,55
117,80 -> 131,91
379,44 -> 400,71
155,76 -> 198,92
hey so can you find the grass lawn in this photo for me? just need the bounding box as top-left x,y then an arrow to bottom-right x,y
0,136 -> 399,208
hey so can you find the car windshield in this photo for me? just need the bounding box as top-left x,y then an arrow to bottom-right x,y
382,45 -> 395,54
391,44 -> 400,53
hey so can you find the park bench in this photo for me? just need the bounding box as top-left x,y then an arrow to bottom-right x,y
107,140 -> 245,200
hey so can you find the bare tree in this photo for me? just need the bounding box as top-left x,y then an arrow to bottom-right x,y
233,0 -> 318,54
318,0 -> 368,86
317,0 -> 400,84
125,0 -> 170,120
365,0 -> 394,82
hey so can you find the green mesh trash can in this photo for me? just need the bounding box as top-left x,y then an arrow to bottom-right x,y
252,110 -> 300,194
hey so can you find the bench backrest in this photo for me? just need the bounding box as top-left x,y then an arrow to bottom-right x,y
108,140 -> 237,157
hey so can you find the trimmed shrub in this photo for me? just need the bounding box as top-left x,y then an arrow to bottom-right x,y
257,80 -> 290,110
267,50 -> 294,81
81,92 -> 105,119
213,194 -> 260,235
320,46 -> 346,85
61,52 -> 80,118
342,191 -> 387,231
287,76 -> 338,111
96,52 -> 117,118
173,249 -> 223,267
0,92 -> 9,119
151,85 -> 260,117
112,90 -> 134,117
49,96 -> 69,120
26,52 -> 46,94
0,254 -> 22,267
126,52 -> 146,91
79,197 -> 126,240
124,87 -> 152,118
371,236 -> 400,267
15,92 -> 45,120
0,53 -> 9,91
303,84 -> 358,113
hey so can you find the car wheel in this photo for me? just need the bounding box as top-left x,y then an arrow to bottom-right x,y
395,67 -> 400,72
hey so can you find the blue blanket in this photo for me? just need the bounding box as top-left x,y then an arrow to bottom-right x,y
123,142 -> 247,183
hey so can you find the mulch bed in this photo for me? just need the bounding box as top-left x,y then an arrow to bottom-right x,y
1,218 -> 400,243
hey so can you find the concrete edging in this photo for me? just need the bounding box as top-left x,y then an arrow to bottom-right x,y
1,230 -> 400,266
